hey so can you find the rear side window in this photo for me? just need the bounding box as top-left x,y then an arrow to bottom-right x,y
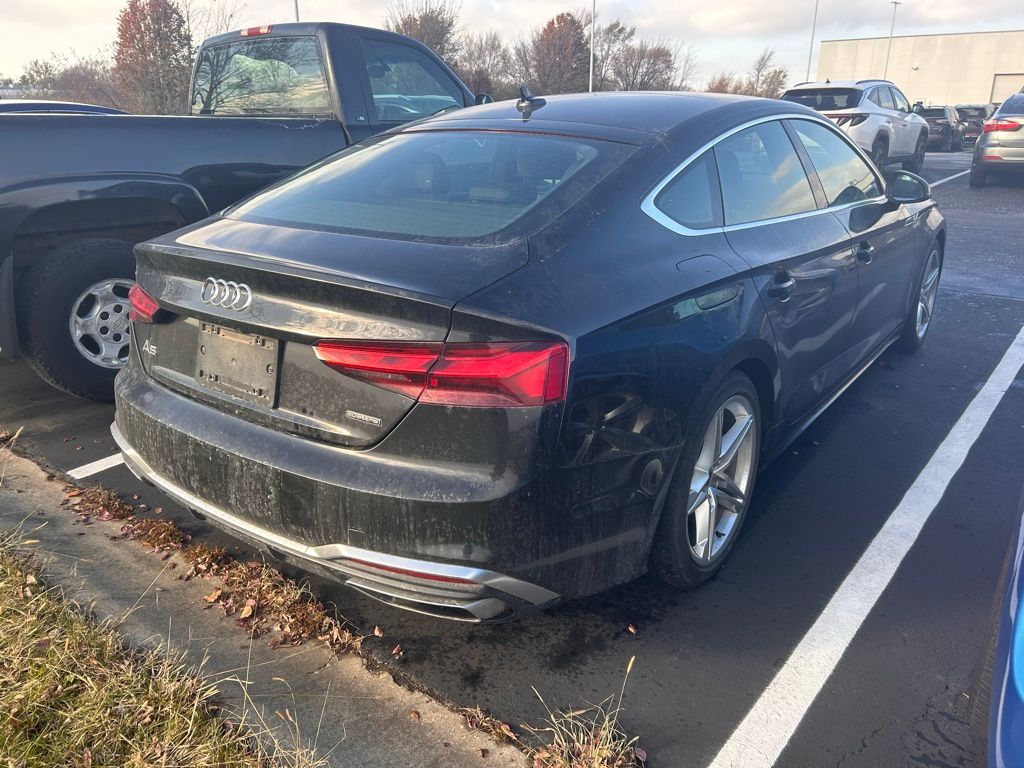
232,131 -> 633,244
790,120 -> 883,206
998,95 -> 1024,115
714,121 -> 817,226
781,88 -> 862,111
361,38 -> 464,124
654,150 -> 723,230
868,87 -> 896,110
191,37 -> 331,116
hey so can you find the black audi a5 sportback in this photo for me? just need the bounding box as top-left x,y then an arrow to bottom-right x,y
114,92 -> 946,622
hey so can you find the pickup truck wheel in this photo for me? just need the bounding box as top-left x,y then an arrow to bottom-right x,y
17,239 -> 136,401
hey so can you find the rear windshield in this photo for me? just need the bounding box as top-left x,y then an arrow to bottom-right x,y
957,106 -> 988,118
997,95 -> 1024,115
231,130 -> 634,244
781,88 -> 862,111
920,108 -> 946,118
191,37 -> 331,116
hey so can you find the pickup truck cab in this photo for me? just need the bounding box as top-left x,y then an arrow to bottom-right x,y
0,22 -> 479,399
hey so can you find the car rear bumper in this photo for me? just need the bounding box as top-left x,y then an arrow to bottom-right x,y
112,357 -> 568,622
975,146 -> 1024,173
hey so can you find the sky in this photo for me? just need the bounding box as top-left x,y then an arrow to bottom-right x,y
3,0 -> 1024,86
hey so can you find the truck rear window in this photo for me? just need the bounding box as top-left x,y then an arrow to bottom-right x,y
781,88 -> 863,111
191,37 -> 331,116
919,108 -> 946,118
230,130 -> 634,244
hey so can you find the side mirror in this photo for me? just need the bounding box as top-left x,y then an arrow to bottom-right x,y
886,171 -> 931,204
474,93 -> 493,106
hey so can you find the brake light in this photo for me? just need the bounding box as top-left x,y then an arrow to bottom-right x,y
983,118 -> 1022,133
313,340 -> 569,407
825,113 -> 869,127
128,283 -> 159,323
240,25 -> 272,36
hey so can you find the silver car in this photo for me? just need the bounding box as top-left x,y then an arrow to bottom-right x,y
970,94 -> 1024,187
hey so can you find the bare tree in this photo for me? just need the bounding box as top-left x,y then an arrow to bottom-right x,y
704,49 -> 787,98
19,51 -> 123,108
514,11 -> 590,95
385,1 -> 463,62
457,31 -> 515,100
704,72 -> 738,94
592,19 -> 634,91
181,0 -> 247,46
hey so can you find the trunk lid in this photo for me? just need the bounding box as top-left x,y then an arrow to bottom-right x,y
132,218 -> 528,447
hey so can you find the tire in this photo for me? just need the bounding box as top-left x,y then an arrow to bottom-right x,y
953,133 -> 964,151
903,133 -> 927,173
651,372 -> 762,589
942,131 -> 953,152
870,137 -> 889,171
16,238 -> 137,401
896,242 -> 943,353
969,169 -> 987,188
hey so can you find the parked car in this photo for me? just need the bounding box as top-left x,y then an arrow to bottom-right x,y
970,94 -> 1024,187
0,21 -> 481,400
113,92 -> 946,622
956,103 -> 995,144
987,507 -> 1024,768
0,100 -> 126,114
917,105 -> 966,151
781,79 -> 929,172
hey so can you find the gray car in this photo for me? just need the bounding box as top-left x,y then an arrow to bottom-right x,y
970,94 -> 1024,187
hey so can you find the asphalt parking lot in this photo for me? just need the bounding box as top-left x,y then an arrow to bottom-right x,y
2,149 -> 1023,767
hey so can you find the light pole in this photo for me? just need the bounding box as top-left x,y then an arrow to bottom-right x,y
589,0 -> 596,92
883,1 -> 901,79
805,0 -> 820,81
294,0 -> 300,22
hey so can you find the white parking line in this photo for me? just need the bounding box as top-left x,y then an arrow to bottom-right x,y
931,169 -> 970,187
708,322 -> 1024,768
67,453 -> 125,480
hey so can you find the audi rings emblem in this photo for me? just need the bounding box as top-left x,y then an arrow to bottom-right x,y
201,278 -> 253,311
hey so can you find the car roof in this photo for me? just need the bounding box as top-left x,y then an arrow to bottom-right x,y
0,99 -> 124,113
415,91 -> 800,144
785,80 -> 888,91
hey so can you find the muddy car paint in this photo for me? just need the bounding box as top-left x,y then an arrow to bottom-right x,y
113,93 -> 946,621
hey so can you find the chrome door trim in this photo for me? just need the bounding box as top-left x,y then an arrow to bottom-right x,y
641,112 -> 887,237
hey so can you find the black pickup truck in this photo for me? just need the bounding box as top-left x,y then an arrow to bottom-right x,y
0,21 -> 481,399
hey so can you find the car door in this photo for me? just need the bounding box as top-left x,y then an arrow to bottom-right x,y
356,35 -> 469,132
716,119 -> 860,423
888,86 -> 917,155
787,118 -> 920,364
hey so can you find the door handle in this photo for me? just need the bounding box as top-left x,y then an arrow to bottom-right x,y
765,273 -> 796,301
855,242 -> 875,263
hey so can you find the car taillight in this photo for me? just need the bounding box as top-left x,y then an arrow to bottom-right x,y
128,283 -> 160,323
983,118 -> 1022,133
313,340 -> 569,407
825,113 -> 869,127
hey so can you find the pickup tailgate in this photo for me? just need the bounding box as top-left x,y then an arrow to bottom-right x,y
132,218 -> 528,447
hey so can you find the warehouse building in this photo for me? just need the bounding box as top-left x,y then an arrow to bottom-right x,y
817,29 -> 1024,106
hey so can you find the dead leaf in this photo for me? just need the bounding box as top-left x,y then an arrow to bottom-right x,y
239,599 -> 256,619
391,643 -> 402,657
203,589 -> 222,603
24,574 -> 37,585
408,710 -> 420,720
634,746 -> 648,762
478,748 -> 489,758
627,623 -> 638,636
373,625 -> 384,637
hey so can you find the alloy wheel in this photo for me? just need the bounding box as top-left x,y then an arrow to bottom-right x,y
915,249 -> 941,339
687,395 -> 757,563
68,278 -> 135,369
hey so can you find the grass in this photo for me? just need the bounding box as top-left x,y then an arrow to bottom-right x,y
0,527 -> 328,767
528,656 -> 646,768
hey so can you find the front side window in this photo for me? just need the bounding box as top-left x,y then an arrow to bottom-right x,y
654,150 -> 723,230
790,120 -> 883,207
231,130 -> 633,244
714,121 -> 817,226
890,88 -> 911,113
361,39 -> 464,124
191,37 -> 331,116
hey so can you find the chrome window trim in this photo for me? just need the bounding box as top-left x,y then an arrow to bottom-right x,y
641,112 -> 887,237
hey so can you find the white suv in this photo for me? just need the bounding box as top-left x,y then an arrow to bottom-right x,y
781,80 -> 929,173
